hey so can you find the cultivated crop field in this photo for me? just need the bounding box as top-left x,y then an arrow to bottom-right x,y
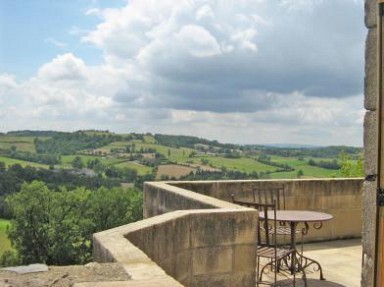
0,136 -> 36,153
156,164 -> 195,179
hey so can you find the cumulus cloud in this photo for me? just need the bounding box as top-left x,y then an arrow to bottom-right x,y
37,53 -> 87,82
0,0 -> 365,145
81,0 -> 363,113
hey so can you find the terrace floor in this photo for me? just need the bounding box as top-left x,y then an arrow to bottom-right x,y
262,238 -> 362,287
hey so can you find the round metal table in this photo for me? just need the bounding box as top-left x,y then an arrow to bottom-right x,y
259,210 -> 333,281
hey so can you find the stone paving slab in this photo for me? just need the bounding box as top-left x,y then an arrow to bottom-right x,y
261,239 -> 361,287
276,278 -> 346,287
1,263 -> 48,274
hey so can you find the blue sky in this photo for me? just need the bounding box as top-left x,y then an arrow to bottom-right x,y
0,0 -> 123,79
0,0 -> 366,146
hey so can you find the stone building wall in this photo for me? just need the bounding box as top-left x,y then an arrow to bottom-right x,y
363,0 -> 378,286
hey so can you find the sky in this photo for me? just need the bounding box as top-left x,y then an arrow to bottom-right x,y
0,0 -> 366,146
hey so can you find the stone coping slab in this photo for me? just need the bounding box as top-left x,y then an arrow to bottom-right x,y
1,263 -> 49,274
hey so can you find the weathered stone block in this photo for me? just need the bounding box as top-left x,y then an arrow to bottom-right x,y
192,246 -> 233,275
365,27 -> 377,111
233,244 -> 257,272
361,252 -> 374,287
173,215 -> 191,253
365,0 -> 378,28
152,220 -> 176,262
190,211 -> 257,248
364,111 -> 377,176
329,209 -> 362,238
174,250 -> 191,283
134,226 -> 155,260
362,181 -> 376,258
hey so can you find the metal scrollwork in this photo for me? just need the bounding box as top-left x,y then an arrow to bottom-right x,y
313,222 -> 323,230
301,222 -> 309,235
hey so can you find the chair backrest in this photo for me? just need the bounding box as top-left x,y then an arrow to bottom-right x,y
252,186 -> 285,210
254,201 -> 277,247
231,194 -> 277,246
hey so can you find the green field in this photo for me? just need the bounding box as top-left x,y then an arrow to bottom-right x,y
0,132 -> 363,181
268,155 -> 307,166
0,219 -> 12,256
134,142 -> 194,162
0,155 -> 48,169
267,165 -> 336,179
0,136 -> 36,153
60,155 -> 127,168
190,156 -> 277,173
114,161 -> 153,175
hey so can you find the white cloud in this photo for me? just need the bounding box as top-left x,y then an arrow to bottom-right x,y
196,4 -> 215,21
0,74 -> 18,93
37,53 -> 87,82
0,0 -> 365,146
45,38 -> 67,48
85,8 -> 101,16
278,0 -> 323,11
176,25 -> 221,57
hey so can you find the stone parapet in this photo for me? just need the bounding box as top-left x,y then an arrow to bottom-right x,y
159,178 -> 363,241
82,178 -> 364,287
92,207 -> 257,287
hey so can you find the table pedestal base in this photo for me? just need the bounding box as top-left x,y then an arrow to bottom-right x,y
296,251 -> 325,281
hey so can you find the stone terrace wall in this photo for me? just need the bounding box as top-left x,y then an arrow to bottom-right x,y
89,178 -> 363,287
143,181 -> 238,218
364,0 -> 377,286
147,178 -> 364,242
93,208 -> 258,287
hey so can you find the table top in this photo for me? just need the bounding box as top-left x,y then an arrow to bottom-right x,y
259,210 -> 333,223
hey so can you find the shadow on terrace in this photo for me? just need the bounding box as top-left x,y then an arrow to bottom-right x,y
89,178 -> 363,287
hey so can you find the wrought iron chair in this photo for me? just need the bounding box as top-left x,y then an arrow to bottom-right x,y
231,195 -> 304,286
251,186 -> 286,209
252,186 -> 303,253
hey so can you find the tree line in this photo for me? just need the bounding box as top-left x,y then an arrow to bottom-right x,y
2,181 -> 142,266
0,162 -> 121,218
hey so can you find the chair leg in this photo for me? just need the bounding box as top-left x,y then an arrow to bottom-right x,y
256,256 -> 260,287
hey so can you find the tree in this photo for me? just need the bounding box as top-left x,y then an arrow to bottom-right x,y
6,181 -> 143,265
105,166 -> 121,178
72,156 -> 84,169
0,162 -> 6,173
297,169 -> 304,178
93,161 -> 106,176
7,181 -> 56,264
87,187 -> 142,231
334,152 -> 364,178
121,167 -> 138,182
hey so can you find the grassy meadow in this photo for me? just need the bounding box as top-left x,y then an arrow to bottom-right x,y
0,219 -> 12,256
0,155 -> 48,169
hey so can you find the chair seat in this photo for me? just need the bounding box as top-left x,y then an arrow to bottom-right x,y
261,225 -> 300,235
257,245 -> 293,260
275,226 -> 300,235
